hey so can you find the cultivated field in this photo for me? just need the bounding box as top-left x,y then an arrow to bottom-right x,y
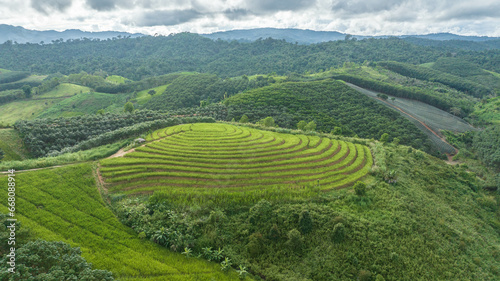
346,83 -> 476,154
100,123 -> 373,197
0,164 -> 244,280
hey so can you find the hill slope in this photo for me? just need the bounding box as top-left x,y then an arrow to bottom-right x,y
0,164 -> 244,280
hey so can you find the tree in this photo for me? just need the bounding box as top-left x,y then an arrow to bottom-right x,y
299,210 -> 313,234
332,126 -> 342,135
380,133 -> 389,144
124,102 -> 134,113
393,137 -> 400,145
21,84 -> 32,98
304,121 -> 317,131
96,109 -> 105,115
148,89 -> 156,95
332,223 -> 345,243
354,181 -> 366,196
0,240 -> 114,280
286,229 -> 303,252
239,114 -> 249,123
297,120 -> 307,130
0,148 -> 4,161
259,116 -> 276,127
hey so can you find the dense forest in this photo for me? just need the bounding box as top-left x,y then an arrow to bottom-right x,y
1,33 -> 499,80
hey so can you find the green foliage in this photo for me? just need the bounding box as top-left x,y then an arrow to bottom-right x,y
258,116 -> 276,127
353,181 -> 367,196
332,223 -> 346,243
247,232 -> 265,257
473,126 -> 500,168
239,114 -> 249,123
0,71 -> 29,84
380,133 -> 389,144
124,101 -> 134,113
0,149 -> 3,160
0,240 -> 114,280
332,126 -> 342,135
304,121 -> 317,131
378,61 -> 493,98
0,35 -> 447,80
299,211 -> 313,234
224,81 -> 434,153
21,84 -> 32,98
392,137 -> 400,145
143,73 -> 269,111
297,120 -> 307,130
286,229 -> 303,252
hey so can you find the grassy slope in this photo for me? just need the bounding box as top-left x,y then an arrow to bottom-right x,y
0,129 -> 30,161
106,75 -> 131,84
113,140 -> 500,280
0,164 -> 245,281
135,84 -> 169,105
37,91 -> 130,118
0,83 -> 92,125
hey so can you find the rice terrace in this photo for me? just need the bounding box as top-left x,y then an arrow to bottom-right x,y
99,123 -> 373,197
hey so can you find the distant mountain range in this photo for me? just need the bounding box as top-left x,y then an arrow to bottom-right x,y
0,24 -> 143,44
201,28 -> 500,44
1,25 -> 499,45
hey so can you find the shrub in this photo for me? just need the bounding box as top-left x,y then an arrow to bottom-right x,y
0,240 -> 114,280
286,229 -> 303,252
239,114 -> 249,123
247,232 -> 265,257
299,210 -> 313,234
354,181 -> 367,196
332,223 -> 346,243
297,120 -> 307,130
358,269 -> 372,281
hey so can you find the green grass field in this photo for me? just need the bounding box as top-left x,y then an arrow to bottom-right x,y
100,123 -> 372,197
0,129 -> 30,161
37,91 -> 130,118
135,84 -> 169,105
34,83 -> 90,98
0,98 -> 64,125
106,75 -> 131,84
0,83 -> 93,125
0,164 -> 246,280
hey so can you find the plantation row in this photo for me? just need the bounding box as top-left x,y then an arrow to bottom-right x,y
100,123 -> 373,195
0,164 -> 243,280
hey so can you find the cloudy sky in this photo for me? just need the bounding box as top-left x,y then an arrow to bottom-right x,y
1,0 -> 499,36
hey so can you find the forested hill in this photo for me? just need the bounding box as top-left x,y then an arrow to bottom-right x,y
1,32 -> 498,80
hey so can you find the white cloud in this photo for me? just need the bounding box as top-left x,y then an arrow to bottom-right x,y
0,0 -> 498,36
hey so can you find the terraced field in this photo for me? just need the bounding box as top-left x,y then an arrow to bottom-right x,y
100,123 -> 373,196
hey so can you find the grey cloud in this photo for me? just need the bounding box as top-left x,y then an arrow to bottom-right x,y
331,0 -> 404,14
31,0 -> 72,14
223,9 -> 253,20
249,0 -> 315,13
130,9 -> 202,26
86,0 -> 117,11
438,3 -> 500,21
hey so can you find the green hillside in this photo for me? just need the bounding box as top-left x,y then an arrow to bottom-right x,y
100,123 -> 372,197
0,164 -> 246,280
110,134 -> 500,280
223,80 -> 437,154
